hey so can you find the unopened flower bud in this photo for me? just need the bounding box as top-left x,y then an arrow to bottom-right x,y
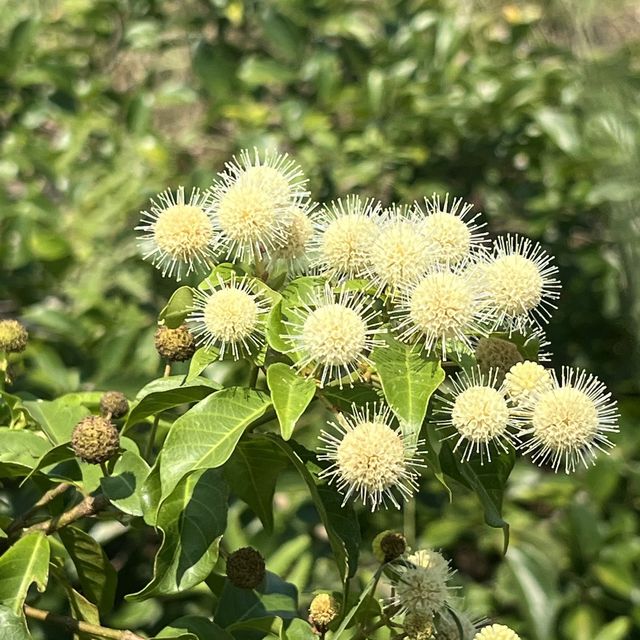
71,416 -> 120,464
154,324 -> 196,362
474,337 -> 523,384
226,547 -> 265,589
100,391 -> 129,419
0,319 -> 29,353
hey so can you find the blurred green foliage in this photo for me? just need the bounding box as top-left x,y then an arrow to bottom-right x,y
1,0 -> 639,638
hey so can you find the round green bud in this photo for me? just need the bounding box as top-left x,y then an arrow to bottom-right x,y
372,530 -> 407,563
154,324 -> 196,362
0,319 -> 28,353
309,593 -> 339,632
100,391 -> 129,419
226,547 -> 265,589
474,337 -> 523,384
71,416 -> 120,464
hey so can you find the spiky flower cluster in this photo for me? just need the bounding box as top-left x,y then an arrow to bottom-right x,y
136,148 -> 620,506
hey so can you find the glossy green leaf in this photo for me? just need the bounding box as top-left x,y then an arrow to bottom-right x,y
0,605 -> 31,640
439,443 -> 515,552
223,438 -> 289,533
266,363 -> 316,440
372,337 -> 445,445
159,287 -> 194,329
125,375 -> 220,429
0,532 -> 50,613
129,468 -> 228,600
185,348 -> 221,382
0,429 -> 51,477
23,399 -> 90,445
157,615 -> 234,640
100,450 -> 150,516
59,526 -> 117,613
159,387 -> 272,502
269,437 -> 360,583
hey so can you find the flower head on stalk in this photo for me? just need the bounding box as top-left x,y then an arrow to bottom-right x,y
518,366 -> 619,473
188,274 -> 270,360
207,149 -> 309,262
434,367 -> 522,463
311,195 -> 382,281
481,234 -> 560,332
504,361 -> 553,405
269,202 -> 319,275
136,186 -> 216,280
417,193 -> 488,265
391,263 -> 491,360
285,284 -> 385,387
318,404 -> 424,510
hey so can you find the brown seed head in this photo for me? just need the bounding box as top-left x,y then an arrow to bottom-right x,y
71,416 -> 120,464
154,324 -> 196,362
0,319 -> 29,353
100,391 -> 129,419
226,547 -> 265,589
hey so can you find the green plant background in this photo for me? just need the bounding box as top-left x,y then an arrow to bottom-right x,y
1,0 -> 639,638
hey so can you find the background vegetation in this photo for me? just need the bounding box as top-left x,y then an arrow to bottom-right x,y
1,0 -> 639,638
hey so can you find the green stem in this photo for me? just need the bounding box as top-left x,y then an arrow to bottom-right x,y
100,461 -> 110,478
248,364 -> 259,388
144,362 -> 171,460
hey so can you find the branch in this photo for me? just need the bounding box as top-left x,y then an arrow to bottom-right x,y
6,483 -> 71,534
19,494 -> 109,538
24,605 -> 145,640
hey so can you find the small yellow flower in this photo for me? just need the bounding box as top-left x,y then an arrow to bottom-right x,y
482,234 -> 560,332
308,593 -> 339,630
368,204 -> 432,292
417,193 -> 487,265
312,195 -> 382,280
474,623 -> 521,640
318,404 -> 424,510
392,265 -> 489,359
285,284 -> 385,387
519,367 -> 619,473
188,274 -> 270,360
208,149 -> 308,262
136,186 -> 216,280
435,368 -> 522,462
389,548 -> 453,617
504,361 -> 553,404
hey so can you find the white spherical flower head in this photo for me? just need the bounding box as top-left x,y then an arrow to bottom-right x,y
519,367 -> 619,473
483,234 -> 560,332
435,368 -> 521,462
286,284 -> 386,387
208,149 -> 309,262
392,265 -> 490,359
504,361 -> 553,404
270,203 -> 319,274
474,624 -> 521,640
318,404 -> 424,510
136,186 -> 216,281
369,205 -> 432,292
417,193 -> 487,264
189,275 -> 270,360
389,548 -> 453,617
312,196 -> 382,280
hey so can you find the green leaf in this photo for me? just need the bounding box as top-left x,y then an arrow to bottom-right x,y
372,338 -> 445,445
0,605 -> 31,640
268,437 -> 360,583
159,287 -> 194,329
185,348 -> 220,382
332,566 -> 383,639
266,363 -> 316,440
0,532 -> 50,613
505,545 -> 560,640
100,451 -> 150,516
129,468 -> 228,600
223,439 -> 289,533
158,615 -> 234,640
159,388 -> 272,502
320,384 -> 382,412
125,376 -> 220,429
439,443 -> 515,552
265,301 -> 291,354
215,571 -> 298,629
21,443 -> 76,484
23,399 -> 90,445
280,619 -> 317,640
59,527 -> 117,613
0,428 -> 51,477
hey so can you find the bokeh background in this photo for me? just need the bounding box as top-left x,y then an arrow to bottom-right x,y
1,0 -> 639,638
